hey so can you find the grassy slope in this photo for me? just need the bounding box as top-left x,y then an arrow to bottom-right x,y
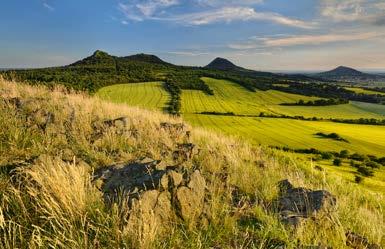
184,114 -> 385,156
96,82 -> 169,112
346,87 -> 385,96
95,78 -> 385,155
1,78 -> 385,248
182,78 -> 384,119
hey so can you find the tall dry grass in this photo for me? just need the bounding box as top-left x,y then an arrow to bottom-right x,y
0,77 -> 384,248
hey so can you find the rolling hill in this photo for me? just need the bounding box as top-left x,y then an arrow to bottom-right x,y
1,77 -> 385,248
317,66 -> 385,82
205,57 -> 244,71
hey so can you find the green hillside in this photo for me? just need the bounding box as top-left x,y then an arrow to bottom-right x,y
2,78 -> 385,248
96,78 -> 385,156
96,82 -> 169,111
182,78 -> 384,119
184,114 -> 385,156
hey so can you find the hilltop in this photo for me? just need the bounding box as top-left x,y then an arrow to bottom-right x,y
0,78 -> 384,248
0,50 -> 316,94
205,57 -> 243,71
317,66 -> 385,82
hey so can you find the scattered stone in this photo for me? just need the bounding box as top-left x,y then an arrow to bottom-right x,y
173,143 -> 199,162
314,165 -> 324,172
254,159 -> 266,168
160,122 -> 191,141
160,122 -> 186,133
277,179 -> 336,226
3,97 -> 23,108
91,116 -> 130,142
93,158 -> 207,227
345,231 -> 381,249
102,116 -> 129,129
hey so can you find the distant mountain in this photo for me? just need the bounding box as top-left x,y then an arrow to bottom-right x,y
205,57 -> 320,82
124,53 -> 172,65
205,57 -> 243,71
317,66 -> 385,82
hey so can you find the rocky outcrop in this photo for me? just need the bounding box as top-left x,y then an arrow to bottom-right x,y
277,180 -> 337,226
93,158 -> 208,227
173,143 -> 200,162
345,231 -> 381,249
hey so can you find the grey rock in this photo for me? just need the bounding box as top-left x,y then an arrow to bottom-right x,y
346,231 -> 381,249
277,180 -> 336,226
94,158 -> 207,226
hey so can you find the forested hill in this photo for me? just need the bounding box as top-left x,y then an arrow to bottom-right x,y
316,66 -> 385,82
1,50 -> 305,93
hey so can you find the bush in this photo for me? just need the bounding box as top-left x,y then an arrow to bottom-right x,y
365,161 -> 381,169
333,158 -> 342,166
357,166 -> 374,177
321,152 -> 333,160
339,150 -> 349,158
355,175 -> 364,184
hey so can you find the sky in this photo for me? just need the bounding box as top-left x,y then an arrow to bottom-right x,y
1,0 -> 385,71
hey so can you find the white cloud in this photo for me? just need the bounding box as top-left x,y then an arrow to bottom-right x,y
167,51 -> 210,56
320,0 -> 385,25
43,2 -> 54,11
118,1 -> 312,29
119,0 -> 179,21
264,32 -> 380,46
196,0 -> 264,7
229,32 -> 382,49
170,7 -> 313,28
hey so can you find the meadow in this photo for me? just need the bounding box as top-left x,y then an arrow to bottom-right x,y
1,78 -> 385,248
96,78 -> 385,156
182,78 -> 385,119
183,114 -> 385,156
346,87 -> 385,96
96,82 -> 169,111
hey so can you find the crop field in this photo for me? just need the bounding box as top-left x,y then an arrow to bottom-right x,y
346,87 -> 385,96
96,82 -> 169,112
96,79 -> 385,156
183,114 -> 385,156
351,101 -> 385,115
318,159 -> 385,193
182,78 -> 384,119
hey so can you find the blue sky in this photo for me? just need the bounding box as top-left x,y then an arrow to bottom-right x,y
1,0 -> 385,71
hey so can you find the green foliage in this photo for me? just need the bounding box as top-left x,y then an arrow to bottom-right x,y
333,158 -> 342,166
281,98 -> 349,106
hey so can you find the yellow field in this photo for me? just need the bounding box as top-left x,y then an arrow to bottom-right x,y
96,82 -> 169,111
346,87 -> 385,96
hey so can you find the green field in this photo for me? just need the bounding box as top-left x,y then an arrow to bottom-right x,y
96,82 -> 169,111
184,114 -> 385,156
346,87 -> 385,96
317,159 -> 385,193
351,101 -> 385,116
182,78 -> 384,119
96,78 -> 385,156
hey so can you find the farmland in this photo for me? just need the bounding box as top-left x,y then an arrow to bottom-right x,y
183,114 -> 385,156
96,78 -> 385,156
182,78 -> 384,119
96,82 -> 169,112
346,87 -> 385,96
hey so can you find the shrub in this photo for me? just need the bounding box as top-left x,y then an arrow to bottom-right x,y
365,161 -> 381,169
339,150 -> 349,158
357,166 -> 374,177
333,158 -> 342,166
321,152 -> 333,160
355,175 -> 364,184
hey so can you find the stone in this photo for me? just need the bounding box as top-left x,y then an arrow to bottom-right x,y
176,170 -> 206,221
173,143 -> 199,162
276,179 -> 336,226
345,231 -> 381,249
93,158 -> 208,228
